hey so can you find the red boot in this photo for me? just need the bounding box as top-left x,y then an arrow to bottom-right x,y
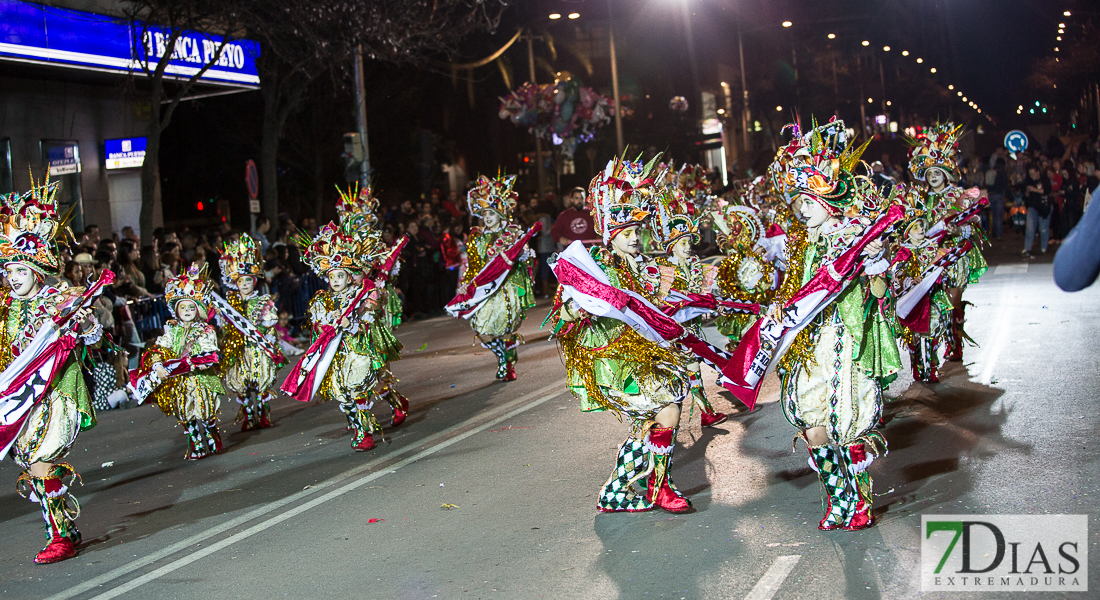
644,427 -> 692,513
700,410 -> 728,428
35,535 -> 77,564
503,362 -> 517,381
353,435 -> 376,452
391,394 -> 409,427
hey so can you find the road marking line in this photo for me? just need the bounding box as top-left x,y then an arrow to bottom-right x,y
743,555 -> 801,600
45,381 -> 564,600
992,264 -> 1028,277
978,277 -> 1016,385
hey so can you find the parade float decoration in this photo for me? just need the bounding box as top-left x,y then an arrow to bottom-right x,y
498,77 -> 615,158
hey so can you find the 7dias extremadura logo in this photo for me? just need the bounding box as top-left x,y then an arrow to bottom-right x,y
922,515 -> 1087,592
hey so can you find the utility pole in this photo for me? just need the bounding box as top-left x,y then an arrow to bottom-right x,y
608,0 -> 624,154
353,46 -> 371,186
737,22 -> 749,154
522,29 -> 548,197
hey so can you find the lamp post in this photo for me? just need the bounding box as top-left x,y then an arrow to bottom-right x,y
607,0 -> 624,153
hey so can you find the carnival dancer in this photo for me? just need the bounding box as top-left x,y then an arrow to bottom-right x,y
216,234 -> 286,431
445,174 -> 538,382
281,221 -> 385,452
906,124 -> 988,362
133,264 -> 225,460
336,184 -> 410,427
651,182 -> 728,427
550,155 -> 697,514
708,197 -> 780,353
0,178 -> 108,564
762,119 -> 902,531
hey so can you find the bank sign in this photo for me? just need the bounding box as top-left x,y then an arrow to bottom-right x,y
922,515 -> 1087,592
105,137 -> 146,170
0,0 -> 259,87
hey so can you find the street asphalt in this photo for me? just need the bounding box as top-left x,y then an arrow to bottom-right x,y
1,231 -> 1098,599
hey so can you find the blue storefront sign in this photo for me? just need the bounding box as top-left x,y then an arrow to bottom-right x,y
105,137 -> 146,169
0,0 -> 259,87
46,143 -> 79,176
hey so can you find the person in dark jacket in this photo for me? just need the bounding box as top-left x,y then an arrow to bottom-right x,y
1022,166 -> 1052,257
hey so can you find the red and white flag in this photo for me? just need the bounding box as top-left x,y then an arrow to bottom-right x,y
128,352 -> 220,405
281,282 -> 375,403
0,270 -> 114,460
552,242 -> 759,408
723,204 -> 905,407
895,239 -> 975,334
446,223 -> 542,319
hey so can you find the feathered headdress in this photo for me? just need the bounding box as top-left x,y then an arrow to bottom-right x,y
0,173 -> 64,275
301,220 -> 381,276
708,199 -> 764,253
335,182 -> 380,231
588,154 -> 661,243
772,117 -> 875,218
677,163 -> 711,201
218,233 -> 263,288
467,173 -> 518,220
165,263 -> 213,320
906,123 -> 963,182
652,184 -> 700,252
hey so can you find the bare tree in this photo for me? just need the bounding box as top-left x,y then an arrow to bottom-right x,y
123,0 -> 245,244
241,0 -> 509,224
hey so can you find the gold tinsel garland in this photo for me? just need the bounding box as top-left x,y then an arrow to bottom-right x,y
716,249 -> 777,305
218,292 -> 247,373
775,221 -> 818,375
140,347 -> 182,418
559,324 -> 686,417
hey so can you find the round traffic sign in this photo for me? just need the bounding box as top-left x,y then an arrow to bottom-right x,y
1004,130 -> 1028,153
245,160 -> 259,200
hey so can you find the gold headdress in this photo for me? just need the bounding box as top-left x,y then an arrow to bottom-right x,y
336,182 -> 380,231
588,155 -> 661,243
467,173 -> 518,220
906,123 -> 963,182
301,220 -> 381,275
218,233 -> 264,288
772,117 -> 879,218
652,184 -> 700,252
165,263 -> 213,320
0,172 -> 64,275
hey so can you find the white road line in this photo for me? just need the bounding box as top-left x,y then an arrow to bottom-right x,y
45,381 -> 564,600
743,555 -> 802,600
977,276 -> 1016,385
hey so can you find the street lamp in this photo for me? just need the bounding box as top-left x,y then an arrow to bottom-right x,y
568,13 -> 579,19
916,57 -> 923,63
861,40 -> 870,46
930,67 -> 937,73
775,105 -> 783,112
827,33 -> 836,39
1064,11 -> 1071,16
948,85 -> 954,89
549,13 -> 561,19
883,46 -> 890,51
782,21 -> 792,28
902,50 -> 909,56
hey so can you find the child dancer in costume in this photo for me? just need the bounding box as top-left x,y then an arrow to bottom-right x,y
138,264 -> 225,460
651,182 -> 728,427
550,156 -> 694,514
336,184 -> 410,427
446,174 -> 536,381
906,124 -> 987,362
1,180 -> 105,563
292,222 -> 385,451
217,234 -> 285,430
708,198 -> 780,353
770,119 -> 899,531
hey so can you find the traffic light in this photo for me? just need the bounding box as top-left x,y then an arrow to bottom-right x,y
196,201 -> 205,211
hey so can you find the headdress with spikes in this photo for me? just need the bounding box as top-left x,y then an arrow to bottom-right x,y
0,172 -> 64,275
467,173 -> 518,220
164,263 -> 214,320
300,220 -> 381,276
906,123 -> 963,182
588,154 -> 661,243
677,163 -> 711,201
335,182 -> 380,231
218,233 -> 264,288
707,199 -> 764,253
771,116 -> 873,217
652,184 -> 700,252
